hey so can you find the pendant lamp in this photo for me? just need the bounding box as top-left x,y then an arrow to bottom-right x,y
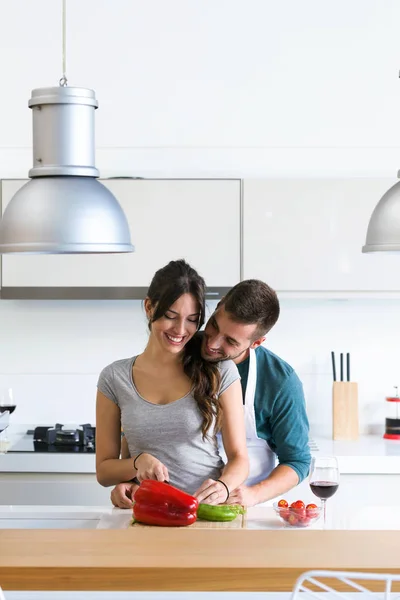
362,71 -> 400,253
362,180 -> 400,253
0,1 -> 134,254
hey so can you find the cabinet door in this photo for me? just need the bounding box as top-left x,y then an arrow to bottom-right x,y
1,179 -> 240,297
243,178 -> 400,293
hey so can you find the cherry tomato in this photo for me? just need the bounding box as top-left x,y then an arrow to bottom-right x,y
296,508 -> 308,521
306,503 -> 319,518
277,499 -> 288,508
290,500 -> 305,510
287,513 -> 298,526
279,508 -> 290,521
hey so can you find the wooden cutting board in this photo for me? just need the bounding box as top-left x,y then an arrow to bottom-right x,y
132,513 -> 244,529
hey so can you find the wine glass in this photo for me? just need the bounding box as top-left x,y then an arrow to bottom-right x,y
309,456 -> 339,528
0,388 -> 16,415
0,388 -> 16,453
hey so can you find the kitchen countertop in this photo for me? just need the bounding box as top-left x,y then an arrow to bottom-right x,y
1,522 -> 400,592
97,504 -> 400,531
0,505 -> 321,531
0,425 -> 96,473
2,504 -> 400,592
2,425 -> 400,474
1,502 -> 399,532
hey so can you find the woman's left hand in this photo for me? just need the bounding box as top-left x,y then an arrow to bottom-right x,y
194,479 -> 229,505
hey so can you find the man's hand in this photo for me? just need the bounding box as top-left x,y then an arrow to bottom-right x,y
110,482 -> 138,509
225,484 -> 259,508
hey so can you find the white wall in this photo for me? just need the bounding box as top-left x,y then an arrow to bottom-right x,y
0,297 -> 398,437
0,1 -> 399,436
1,0 -> 400,177
0,299 -> 150,426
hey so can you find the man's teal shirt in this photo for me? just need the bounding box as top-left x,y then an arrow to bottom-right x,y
237,345 -> 311,483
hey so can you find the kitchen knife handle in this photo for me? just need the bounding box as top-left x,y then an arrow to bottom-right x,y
331,351 -> 337,382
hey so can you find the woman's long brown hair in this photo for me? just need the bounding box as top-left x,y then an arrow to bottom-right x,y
147,259 -> 221,439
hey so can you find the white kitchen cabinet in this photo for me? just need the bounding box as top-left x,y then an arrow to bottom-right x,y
243,178 -> 400,295
0,179 -> 240,298
0,472 -> 111,506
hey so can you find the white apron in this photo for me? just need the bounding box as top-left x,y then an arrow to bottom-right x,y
218,348 -> 276,504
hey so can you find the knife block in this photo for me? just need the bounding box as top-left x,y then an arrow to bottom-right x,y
332,381 -> 359,440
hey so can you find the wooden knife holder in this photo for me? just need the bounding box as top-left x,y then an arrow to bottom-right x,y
332,381 -> 359,440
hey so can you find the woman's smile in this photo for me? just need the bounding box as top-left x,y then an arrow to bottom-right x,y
164,332 -> 186,346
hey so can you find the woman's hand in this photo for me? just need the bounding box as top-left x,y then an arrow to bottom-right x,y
110,482 -> 138,509
194,478 -> 229,505
135,453 -> 169,483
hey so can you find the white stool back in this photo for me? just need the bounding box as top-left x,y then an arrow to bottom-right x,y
291,570 -> 400,600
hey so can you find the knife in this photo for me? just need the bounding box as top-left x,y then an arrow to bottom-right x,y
331,351 -> 351,382
331,351 -> 337,382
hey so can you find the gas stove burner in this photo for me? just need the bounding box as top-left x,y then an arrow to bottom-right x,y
33,423 -> 95,448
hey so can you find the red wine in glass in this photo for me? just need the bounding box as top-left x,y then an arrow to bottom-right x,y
310,481 -> 339,500
0,405 -> 16,415
309,457 -> 340,528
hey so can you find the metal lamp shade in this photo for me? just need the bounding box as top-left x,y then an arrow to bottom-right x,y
363,181 -> 400,253
0,177 -> 134,254
0,86 -> 134,254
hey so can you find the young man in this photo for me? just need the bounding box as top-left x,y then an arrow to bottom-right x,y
110,279 -> 311,508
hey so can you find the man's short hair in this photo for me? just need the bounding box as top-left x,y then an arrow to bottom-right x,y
220,279 -> 280,340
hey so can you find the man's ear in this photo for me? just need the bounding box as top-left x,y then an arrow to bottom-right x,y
250,336 -> 266,350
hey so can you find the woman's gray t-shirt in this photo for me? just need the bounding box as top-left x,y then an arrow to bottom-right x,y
97,356 -> 240,495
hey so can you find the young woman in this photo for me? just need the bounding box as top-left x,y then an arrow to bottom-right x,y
96,259 -> 248,505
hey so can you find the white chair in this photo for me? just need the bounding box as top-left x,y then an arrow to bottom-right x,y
291,570 -> 400,600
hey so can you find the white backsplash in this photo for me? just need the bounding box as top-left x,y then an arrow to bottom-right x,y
0,298 -> 398,436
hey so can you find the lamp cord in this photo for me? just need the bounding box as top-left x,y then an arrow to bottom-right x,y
59,0 -> 68,86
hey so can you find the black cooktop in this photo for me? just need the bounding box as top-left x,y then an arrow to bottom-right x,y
9,424 -> 96,454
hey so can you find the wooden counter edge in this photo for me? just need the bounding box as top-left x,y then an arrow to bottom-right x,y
1,529 -> 400,591
2,567 -> 400,592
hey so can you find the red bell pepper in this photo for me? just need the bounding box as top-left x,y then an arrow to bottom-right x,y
133,480 -> 199,527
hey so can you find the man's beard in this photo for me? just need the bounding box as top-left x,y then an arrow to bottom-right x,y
201,338 -> 249,363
